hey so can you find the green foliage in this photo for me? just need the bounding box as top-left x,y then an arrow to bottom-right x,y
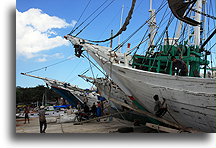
16,85 -> 61,104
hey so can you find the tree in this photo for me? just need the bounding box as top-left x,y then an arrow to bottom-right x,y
16,85 -> 61,105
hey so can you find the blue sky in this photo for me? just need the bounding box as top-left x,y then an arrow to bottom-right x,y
16,0 -> 153,89
16,0 -> 216,89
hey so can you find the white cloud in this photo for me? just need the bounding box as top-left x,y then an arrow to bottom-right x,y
16,8 -> 75,59
37,57 -> 47,62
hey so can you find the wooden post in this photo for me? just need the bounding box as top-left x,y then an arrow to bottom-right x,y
145,122 -> 188,133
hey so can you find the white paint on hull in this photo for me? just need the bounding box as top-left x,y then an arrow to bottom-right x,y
65,35 -> 216,132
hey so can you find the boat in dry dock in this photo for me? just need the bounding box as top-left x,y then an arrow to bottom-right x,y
65,0 -> 216,132
21,73 -> 97,107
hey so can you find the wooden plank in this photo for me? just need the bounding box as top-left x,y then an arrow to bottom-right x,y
145,122 -> 187,133
109,98 -> 202,133
73,111 -> 128,125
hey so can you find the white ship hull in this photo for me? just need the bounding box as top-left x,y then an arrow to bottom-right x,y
79,76 -> 134,110
104,64 -> 216,132
66,36 -> 216,132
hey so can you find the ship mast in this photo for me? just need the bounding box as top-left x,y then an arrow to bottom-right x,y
194,0 -> 203,46
148,0 -> 157,48
117,4 -> 124,53
188,0 -> 206,46
175,21 -> 183,40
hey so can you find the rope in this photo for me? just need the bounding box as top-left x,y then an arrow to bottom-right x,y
63,59 -> 82,83
80,69 -> 90,76
69,0 -> 109,35
87,0 -> 137,43
69,0 -> 92,34
128,28 -> 149,56
24,57 -> 74,74
166,108 -> 180,125
112,0 -> 168,52
191,8 -> 216,20
75,0 -> 115,36
87,52 -> 95,79
129,2 -> 173,69
107,59 -> 126,120
208,42 -> 216,52
82,53 -> 107,77
129,2 -> 169,58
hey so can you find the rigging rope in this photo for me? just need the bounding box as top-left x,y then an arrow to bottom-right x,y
82,53 -> 107,77
24,57 -> 74,74
80,68 -> 90,76
113,0 -> 168,52
63,60 -> 82,83
129,2 -> 170,58
86,0 -> 137,43
87,52 -> 95,79
191,8 -> 216,20
69,0 -> 92,34
75,0 -> 115,36
69,0 -> 110,35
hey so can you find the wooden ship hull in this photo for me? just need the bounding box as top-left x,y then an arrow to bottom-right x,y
104,63 -> 215,132
65,35 -> 216,132
79,75 -> 134,110
21,73 -> 97,107
64,0 -> 216,132
79,75 -> 164,124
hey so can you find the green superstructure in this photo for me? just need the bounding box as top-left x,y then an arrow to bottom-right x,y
132,42 -> 209,77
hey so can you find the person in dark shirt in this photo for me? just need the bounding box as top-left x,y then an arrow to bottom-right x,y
74,44 -> 83,58
83,102 -> 89,113
171,56 -> 188,76
23,106 -> 30,124
91,103 -> 97,117
153,95 -> 167,117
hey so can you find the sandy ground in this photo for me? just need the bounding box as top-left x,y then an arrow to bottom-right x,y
16,117 -> 140,133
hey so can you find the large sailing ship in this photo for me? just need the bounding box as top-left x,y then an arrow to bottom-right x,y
64,0 -> 216,132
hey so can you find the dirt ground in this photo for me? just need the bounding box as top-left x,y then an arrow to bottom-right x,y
16,116 -> 142,133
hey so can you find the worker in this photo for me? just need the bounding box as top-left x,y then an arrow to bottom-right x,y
67,106 -> 73,115
96,101 -> 102,122
83,102 -> 90,113
74,44 -> 83,58
23,106 -> 30,124
77,102 -> 82,112
171,56 -> 188,76
153,95 -> 167,117
90,103 -> 97,117
38,106 -> 47,133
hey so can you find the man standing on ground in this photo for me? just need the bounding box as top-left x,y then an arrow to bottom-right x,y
23,106 -> 30,124
38,106 -> 47,133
